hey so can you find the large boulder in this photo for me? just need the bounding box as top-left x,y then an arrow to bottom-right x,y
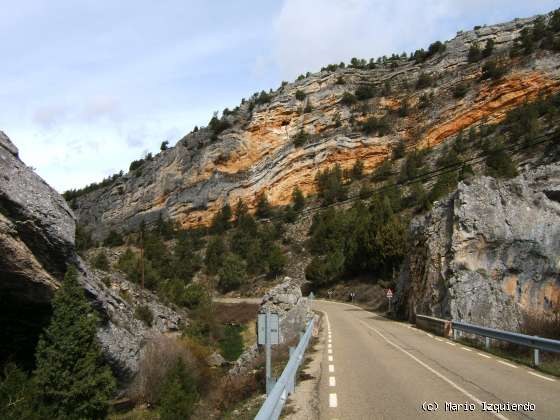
0,132 -> 183,379
396,164 -> 560,331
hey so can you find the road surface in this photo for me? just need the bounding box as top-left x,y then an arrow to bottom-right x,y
314,300 -> 559,420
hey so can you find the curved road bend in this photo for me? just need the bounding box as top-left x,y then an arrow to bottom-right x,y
314,300 -> 558,420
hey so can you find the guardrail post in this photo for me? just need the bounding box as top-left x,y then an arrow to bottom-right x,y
533,348 -> 540,366
453,328 -> 457,341
485,336 -> 490,350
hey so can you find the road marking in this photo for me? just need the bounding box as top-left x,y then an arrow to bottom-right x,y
329,376 -> 336,387
435,338 -> 444,342
446,341 -> 456,346
328,343 -> 332,349
477,352 -> 491,359
329,364 -> 335,373
329,393 -> 338,408
360,320 -> 509,420
498,360 -> 517,369
461,347 -> 472,352
528,371 -> 556,382
328,355 -> 334,362
427,333 -> 434,338
328,348 -> 332,354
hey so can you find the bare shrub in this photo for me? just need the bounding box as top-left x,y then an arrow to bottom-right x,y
521,310 -> 560,340
129,335 -> 199,404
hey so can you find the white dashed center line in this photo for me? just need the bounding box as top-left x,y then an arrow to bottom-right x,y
477,352 -> 492,359
328,355 -> 334,362
328,348 -> 332,354
461,347 -> 472,352
329,364 -> 335,373
329,376 -> 336,386
329,393 -> 338,408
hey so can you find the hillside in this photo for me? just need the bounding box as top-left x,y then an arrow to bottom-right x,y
71,13 -> 560,240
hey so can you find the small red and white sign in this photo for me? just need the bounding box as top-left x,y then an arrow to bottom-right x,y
386,289 -> 393,299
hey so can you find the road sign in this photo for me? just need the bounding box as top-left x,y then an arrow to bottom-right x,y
386,289 -> 393,299
258,312 -> 279,345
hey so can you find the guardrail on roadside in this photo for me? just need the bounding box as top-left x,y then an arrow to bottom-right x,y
452,320 -> 560,366
255,317 -> 316,420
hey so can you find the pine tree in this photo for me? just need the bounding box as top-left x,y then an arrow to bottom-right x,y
292,187 -> 305,211
255,193 -> 272,219
158,359 -> 198,420
33,266 -> 115,419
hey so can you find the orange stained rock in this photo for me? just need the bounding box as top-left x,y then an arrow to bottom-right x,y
418,72 -> 560,149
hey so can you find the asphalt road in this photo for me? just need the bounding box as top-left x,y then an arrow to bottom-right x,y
314,300 -> 559,420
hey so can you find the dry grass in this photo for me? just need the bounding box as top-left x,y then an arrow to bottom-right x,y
128,335 -> 205,405
213,302 -> 260,324
521,310 -> 560,340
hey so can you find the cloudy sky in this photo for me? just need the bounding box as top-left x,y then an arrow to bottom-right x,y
1,1 -> 557,192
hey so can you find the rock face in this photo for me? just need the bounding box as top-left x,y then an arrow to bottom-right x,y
0,132 -> 183,378
73,14 -> 560,240
396,164 -> 560,331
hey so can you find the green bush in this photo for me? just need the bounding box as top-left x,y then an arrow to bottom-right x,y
416,72 -> 433,89
218,325 -> 245,362
482,39 -> 494,58
481,60 -> 506,80
452,83 -> 469,99
0,363 -> 35,420
340,91 -> 357,106
218,254 -> 246,293
135,305 -> 154,327
468,43 -> 481,62
293,129 -> 309,147
205,236 -> 226,275
485,141 -> 518,179
292,187 -> 305,211
316,164 -> 347,205
362,116 -> 390,136
255,193 -> 272,219
92,250 -> 110,271
158,359 -> 199,420
104,229 -> 124,247
267,244 -> 287,276
355,85 -> 376,100
295,90 -> 306,100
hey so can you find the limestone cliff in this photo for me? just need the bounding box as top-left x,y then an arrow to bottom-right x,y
0,132 -> 183,378
73,14 -> 560,240
395,163 -> 560,331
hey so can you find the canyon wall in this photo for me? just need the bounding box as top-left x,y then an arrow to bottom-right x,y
73,15 -> 560,240
0,132 -> 183,378
395,163 -> 560,330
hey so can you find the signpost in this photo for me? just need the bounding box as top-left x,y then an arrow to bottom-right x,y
258,310 -> 280,394
386,289 -> 393,313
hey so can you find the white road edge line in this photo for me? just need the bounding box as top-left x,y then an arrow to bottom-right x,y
461,347 -> 472,352
329,376 -> 336,387
498,360 -> 517,369
477,352 -> 491,359
328,343 -> 332,349
528,371 -> 556,382
446,342 -> 456,346
359,320 -> 509,420
328,348 -> 332,354
329,393 -> 338,408
328,355 -> 334,362
329,364 -> 335,373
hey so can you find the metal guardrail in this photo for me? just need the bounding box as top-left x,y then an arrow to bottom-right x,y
255,317 -> 316,420
452,320 -> 560,365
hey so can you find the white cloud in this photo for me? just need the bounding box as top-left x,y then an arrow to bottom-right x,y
272,0 -> 559,78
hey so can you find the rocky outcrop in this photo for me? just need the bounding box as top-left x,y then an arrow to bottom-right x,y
396,164 -> 560,331
73,13 -> 560,240
228,277 -> 312,376
0,132 -> 183,379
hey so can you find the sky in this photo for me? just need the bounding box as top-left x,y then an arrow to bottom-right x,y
1,0 -> 558,192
